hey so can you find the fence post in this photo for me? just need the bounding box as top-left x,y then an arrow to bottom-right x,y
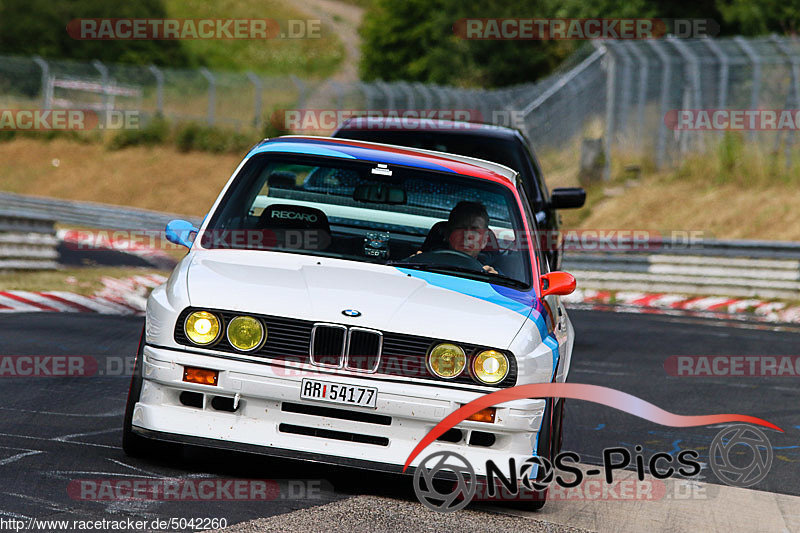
32,56 -> 50,109
771,35 -> 799,169
647,40 -> 672,169
290,75 -> 307,110
148,65 -> 164,117
609,42 -> 633,136
92,59 -> 110,125
199,68 -> 216,125
376,81 -> 396,109
330,81 -> 345,110
668,35 -> 703,154
734,36 -> 761,141
359,82 -> 376,109
702,38 -> 729,109
245,71 -> 263,127
603,42 -> 617,180
413,82 -> 433,111
626,42 -> 649,148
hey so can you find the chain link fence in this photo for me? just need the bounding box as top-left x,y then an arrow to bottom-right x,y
1,35 -> 799,171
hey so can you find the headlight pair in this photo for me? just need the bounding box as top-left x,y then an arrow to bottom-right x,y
427,343 -> 509,385
184,311 -> 266,352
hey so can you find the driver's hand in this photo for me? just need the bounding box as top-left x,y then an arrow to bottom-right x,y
482,265 -> 498,275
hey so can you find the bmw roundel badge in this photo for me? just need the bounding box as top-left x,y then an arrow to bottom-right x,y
342,309 -> 361,317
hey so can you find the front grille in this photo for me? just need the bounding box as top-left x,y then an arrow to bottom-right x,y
279,423 -> 389,446
174,308 -> 517,387
310,324 -> 346,367
282,402 -> 392,425
345,328 -> 382,372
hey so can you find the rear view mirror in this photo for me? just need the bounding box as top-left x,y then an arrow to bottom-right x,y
353,184 -> 407,204
550,188 -> 586,209
165,219 -> 199,249
540,271 -> 576,297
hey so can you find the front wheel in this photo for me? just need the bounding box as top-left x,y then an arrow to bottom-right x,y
518,398 -> 565,511
122,327 -> 177,458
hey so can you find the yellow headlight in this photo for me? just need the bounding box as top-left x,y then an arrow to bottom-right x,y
226,315 -> 265,352
428,343 -> 466,378
184,311 -> 220,345
473,350 -> 509,384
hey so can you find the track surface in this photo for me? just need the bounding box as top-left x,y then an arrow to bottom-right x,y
0,310 -> 798,528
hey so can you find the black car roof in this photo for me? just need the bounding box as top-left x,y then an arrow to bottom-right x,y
336,117 -> 524,141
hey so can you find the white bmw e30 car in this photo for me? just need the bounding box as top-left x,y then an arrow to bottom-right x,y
123,136 -> 576,505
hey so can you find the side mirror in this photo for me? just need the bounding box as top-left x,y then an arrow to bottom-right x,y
540,271 -> 576,298
165,219 -> 199,249
550,188 -> 586,209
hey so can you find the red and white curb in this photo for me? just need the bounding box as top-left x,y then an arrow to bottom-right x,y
0,274 -> 167,315
564,288 -> 800,323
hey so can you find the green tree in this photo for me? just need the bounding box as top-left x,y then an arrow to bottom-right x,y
0,0 -> 193,66
717,0 -> 800,35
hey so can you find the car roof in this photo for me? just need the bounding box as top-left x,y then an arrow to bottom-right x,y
248,135 -> 519,187
337,117 -> 522,140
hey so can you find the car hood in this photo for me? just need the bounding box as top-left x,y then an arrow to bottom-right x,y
185,250 -> 535,349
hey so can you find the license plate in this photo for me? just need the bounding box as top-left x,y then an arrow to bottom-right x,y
300,379 -> 377,409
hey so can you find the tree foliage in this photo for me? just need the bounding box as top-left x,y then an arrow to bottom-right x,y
360,0 -> 796,88
0,0 -> 193,66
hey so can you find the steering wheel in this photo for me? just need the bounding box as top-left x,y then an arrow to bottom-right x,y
405,249 -> 485,271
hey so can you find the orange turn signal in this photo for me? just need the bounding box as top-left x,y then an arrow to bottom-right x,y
183,367 -> 218,386
467,407 -> 496,423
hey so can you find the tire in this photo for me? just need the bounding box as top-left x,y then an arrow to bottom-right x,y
520,397 -> 565,511
122,326 -> 177,458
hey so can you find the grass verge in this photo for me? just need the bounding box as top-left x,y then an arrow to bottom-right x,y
0,267 -> 169,296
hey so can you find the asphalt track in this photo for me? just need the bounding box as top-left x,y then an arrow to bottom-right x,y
0,309 -> 798,530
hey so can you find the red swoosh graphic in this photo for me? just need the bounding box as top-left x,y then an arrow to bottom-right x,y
402,383 -> 783,472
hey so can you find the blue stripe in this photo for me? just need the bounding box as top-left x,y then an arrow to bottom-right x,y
247,139 -> 457,173
543,335 -> 560,381
246,142 -> 357,160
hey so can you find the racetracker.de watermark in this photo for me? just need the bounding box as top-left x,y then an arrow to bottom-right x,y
67,19 -> 320,40
0,109 -> 139,130
273,109 -> 485,132
60,229 -> 711,253
453,18 -> 718,40
665,355 -> 800,377
68,478 -> 325,501
665,109 -> 800,130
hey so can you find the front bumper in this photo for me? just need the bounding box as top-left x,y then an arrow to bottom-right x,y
133,345 -> 547,476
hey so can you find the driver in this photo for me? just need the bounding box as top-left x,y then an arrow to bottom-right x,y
445,201 -> 498,275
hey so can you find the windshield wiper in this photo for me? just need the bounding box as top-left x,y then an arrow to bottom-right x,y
385,261 -> 529,289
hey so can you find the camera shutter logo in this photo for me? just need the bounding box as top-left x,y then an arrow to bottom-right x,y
413,451 -> 476,512
709,424 -> 773,488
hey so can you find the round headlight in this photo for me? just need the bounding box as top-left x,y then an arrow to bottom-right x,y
184,311 -> 220,345
226,315 -> 265,352
428,343 -> 466,379
473,350 -> 509,384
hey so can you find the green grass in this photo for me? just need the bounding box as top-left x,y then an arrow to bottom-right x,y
163,0 -> 345,77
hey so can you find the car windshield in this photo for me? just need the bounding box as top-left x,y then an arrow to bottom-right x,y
203,154 -> 533,288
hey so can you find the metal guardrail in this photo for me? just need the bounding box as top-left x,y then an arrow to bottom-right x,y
0,192 -> 201,231
563,244 -> 800,300
0,210 -> 59,270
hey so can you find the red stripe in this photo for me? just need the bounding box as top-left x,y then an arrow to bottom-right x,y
631,293 -> 663,306
671,297 -> 703,309
92,296 -> 141,313
0,292 -> 59,312
706,298 -> 739,311
37,293 -> 95,313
